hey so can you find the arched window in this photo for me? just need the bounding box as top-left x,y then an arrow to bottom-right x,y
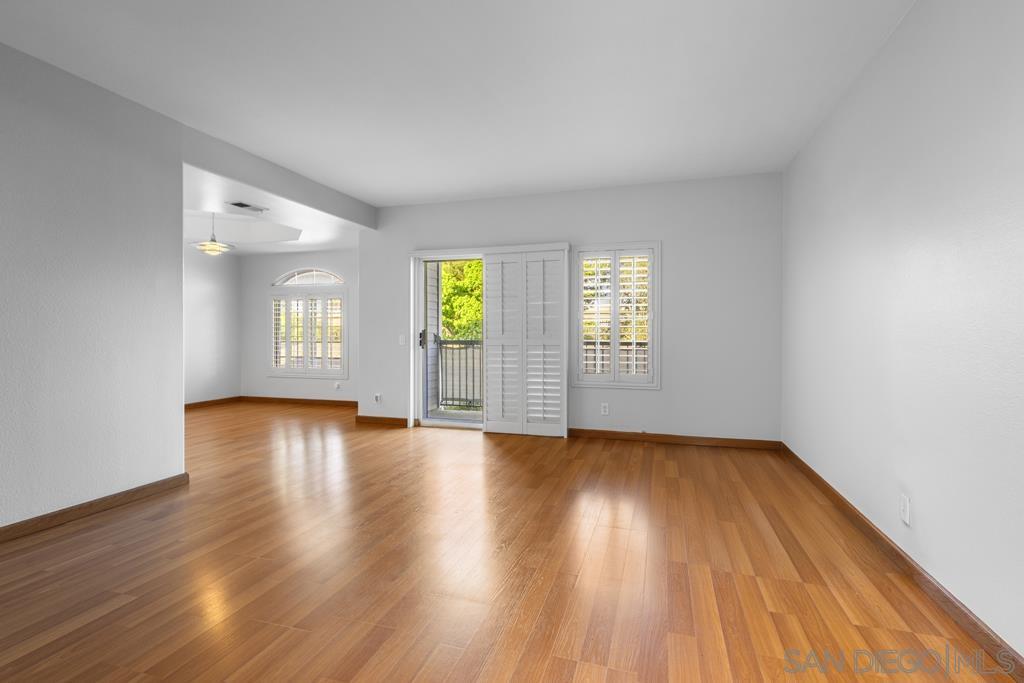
270,269 -> 347,378
273,268 -> 344,286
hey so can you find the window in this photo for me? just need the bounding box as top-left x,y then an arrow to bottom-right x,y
274,268 -> 344,286
271,269 -> 346,378
575,243 -> 659,387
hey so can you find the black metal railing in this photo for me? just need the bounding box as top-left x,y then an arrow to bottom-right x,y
437,337 -> 482,409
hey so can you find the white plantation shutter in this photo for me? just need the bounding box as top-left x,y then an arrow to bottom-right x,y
483,253 -> 524,433
579,255 -> 613,376
269,289 -> 347,377
326,297 -> 343,370
524,251 -> 566,436
617,253 -> 650,377
272,298 -> 287,368
289,299 -> 305,369
575,244 -> 658,388
484,248 -> 567,437
308,297 -> 323,369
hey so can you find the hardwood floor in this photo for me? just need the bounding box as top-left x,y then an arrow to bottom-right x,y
0,402 -> 1011,681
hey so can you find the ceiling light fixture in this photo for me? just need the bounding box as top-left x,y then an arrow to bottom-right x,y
193,212 -> 234,256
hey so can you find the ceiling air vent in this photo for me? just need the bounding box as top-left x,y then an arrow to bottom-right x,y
225,201 -> 269,214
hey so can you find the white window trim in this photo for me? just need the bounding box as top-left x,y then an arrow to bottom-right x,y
572,241 -> 661,390
273,268 -> 345,286
268,284 -> 349,380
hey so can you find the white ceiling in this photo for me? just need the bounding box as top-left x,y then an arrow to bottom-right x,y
183,164 -> 362,252
0,0 -> 913,207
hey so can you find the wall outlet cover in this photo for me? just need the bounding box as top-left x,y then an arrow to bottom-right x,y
899,493 -> 911,526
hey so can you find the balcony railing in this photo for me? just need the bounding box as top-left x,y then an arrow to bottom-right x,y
435,339 -> 647,409
437,337 -> 482,409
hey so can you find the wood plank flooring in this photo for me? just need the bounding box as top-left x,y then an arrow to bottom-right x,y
0,402 -> 1011,681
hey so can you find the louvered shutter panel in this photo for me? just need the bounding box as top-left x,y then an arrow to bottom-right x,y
272,298 -> 287,368
483,253 -> 524,433
524,250 -> 567,436
270,293 -> 345,376
579,254 -> 613,377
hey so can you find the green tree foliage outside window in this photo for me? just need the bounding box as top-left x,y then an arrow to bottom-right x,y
440,260 -> 483,339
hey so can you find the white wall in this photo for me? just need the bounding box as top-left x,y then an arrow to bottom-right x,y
183,245 -> 241,403
0,44 -> 184,524
240,250 -> 359,401
0,42 -> 367,525
782,0 -> 1024,653
361,174 -> 782,439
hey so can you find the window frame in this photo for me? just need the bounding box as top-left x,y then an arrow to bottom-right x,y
273,268 -> 345,287
572,241 -> 661,389
268,283 -> 349,380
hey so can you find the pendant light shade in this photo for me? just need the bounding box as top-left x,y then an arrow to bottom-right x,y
193,212 -> 234,255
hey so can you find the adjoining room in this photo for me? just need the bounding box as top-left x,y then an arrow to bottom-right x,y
182,164 -> 363,408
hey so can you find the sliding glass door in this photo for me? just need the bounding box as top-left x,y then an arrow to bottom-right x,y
422,259 -> 483,424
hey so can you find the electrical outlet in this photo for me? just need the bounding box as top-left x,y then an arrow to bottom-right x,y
600,402 -> 610,416
334,382 -> 342,390
899,493 -> 911,526
373,392 -> 383,404
398,333 -> 407,346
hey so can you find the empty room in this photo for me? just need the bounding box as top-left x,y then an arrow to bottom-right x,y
0,1 -> 1021,680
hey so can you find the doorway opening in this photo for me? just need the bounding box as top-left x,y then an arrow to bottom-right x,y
422,259 -> 483,425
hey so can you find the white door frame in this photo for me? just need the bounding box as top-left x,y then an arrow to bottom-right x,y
409,242 -> 569,432
410,252 -> 485,429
